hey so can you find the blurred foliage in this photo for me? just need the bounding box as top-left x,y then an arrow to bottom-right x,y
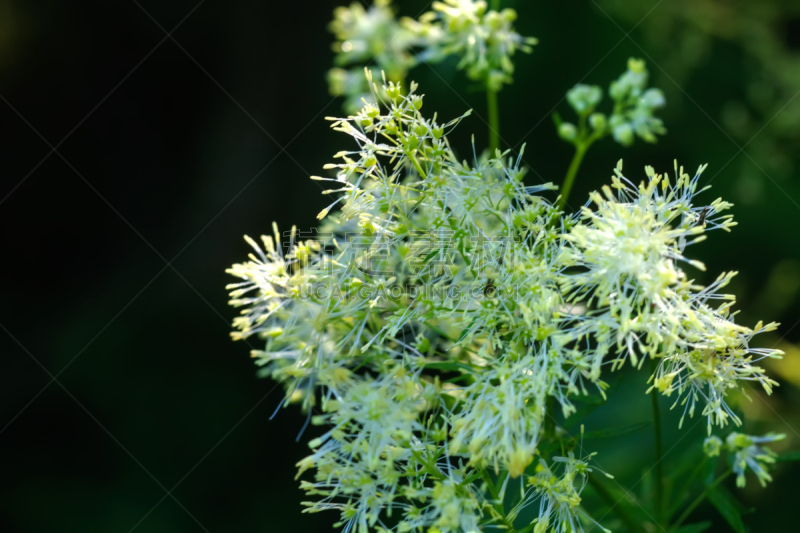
605,0 -> 800,204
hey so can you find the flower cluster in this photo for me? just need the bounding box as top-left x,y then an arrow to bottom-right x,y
727,432 -> 785,488
227,74 -> 783,531
558,58 -> 666,148
328,0 -> 423,114
414,0 -> 538,91
703,432 -> 786,488
526,452 -> 610,533
327,0 -> 537,113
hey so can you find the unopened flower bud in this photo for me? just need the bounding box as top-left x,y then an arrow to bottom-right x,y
558,122 -> 578,142
589,113 -> 607,131
612,123 -> 634,146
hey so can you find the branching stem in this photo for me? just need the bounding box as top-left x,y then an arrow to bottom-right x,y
482,471 -> 516,531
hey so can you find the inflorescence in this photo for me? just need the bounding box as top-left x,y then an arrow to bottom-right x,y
226,68 -> 785,532
327,0 -> 536,113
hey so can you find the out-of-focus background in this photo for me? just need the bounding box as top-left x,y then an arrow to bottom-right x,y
1,0 -> 800,531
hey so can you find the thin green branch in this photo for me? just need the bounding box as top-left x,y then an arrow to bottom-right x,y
482,470 -> 516,531
487,87 -> 500,154
409,152 -> 427,178
557,143 -> 588,210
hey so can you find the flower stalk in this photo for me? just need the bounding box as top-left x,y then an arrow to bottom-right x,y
557,140 -> 589,209
487,86 -> 500,154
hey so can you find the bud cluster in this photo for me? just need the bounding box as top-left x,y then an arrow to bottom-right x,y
558,58 -> 667,148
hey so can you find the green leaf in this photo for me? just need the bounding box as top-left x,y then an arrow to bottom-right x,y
456,319 -> 477,343
702,455 -> 718,486
708,487 -> 746,533
674,521 -> 712,533
421,249 -> 441,265
666,452 -> 707,520
582,420 -> 652,440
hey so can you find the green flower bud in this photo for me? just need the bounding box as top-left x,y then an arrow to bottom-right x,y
416,336 -> 430,353
589,113 -> 607,132
385,83 -> 401,100
640,88 -> 666,109
384,120 -> 399,136
703,436 -> 723,457
728,433 -> 754,450
628,57 -> 646,73
609,80 -> 626,101
567,84 -> 603,115
502,8 -> 518,22
558,122 -> 578,142
486,11 -> 503,31
365,104 -> 380,119
612,123 -> 634,146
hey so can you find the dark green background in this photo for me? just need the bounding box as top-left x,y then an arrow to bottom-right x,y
1,0 -> 799,531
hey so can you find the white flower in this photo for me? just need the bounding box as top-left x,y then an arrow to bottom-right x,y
297,371 -> 430,531
450,354 -> 547,477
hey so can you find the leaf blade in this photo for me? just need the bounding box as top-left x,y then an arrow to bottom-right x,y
708,487 -> 745,533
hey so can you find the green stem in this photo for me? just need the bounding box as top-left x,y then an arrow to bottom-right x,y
557,142 -> 588,210
669,470 -> 733,532
651,357 -> 665,524
482,471 -> 516,531
587,472 -> 644,533
410,449 -> 445,482
487,87 -> 500,154
409,152 -> 426,178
